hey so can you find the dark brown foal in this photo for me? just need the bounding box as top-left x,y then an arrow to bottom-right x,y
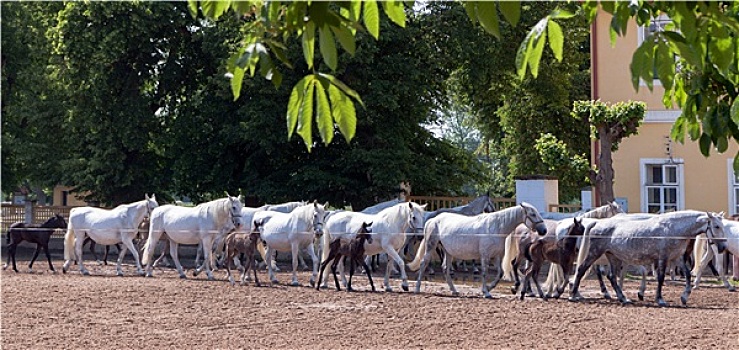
223,220 -> 263,286
514,218 -> 591,300
317,222 -> 375,292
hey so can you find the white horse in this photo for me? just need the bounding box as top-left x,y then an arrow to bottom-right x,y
62,194 -> 159,276
254,201 -> 327,287
693,218 -> 739,291
142,195 -> 243,280
408,202 -> 547,298
569,210 -> 728,307
321,201 -> 427,291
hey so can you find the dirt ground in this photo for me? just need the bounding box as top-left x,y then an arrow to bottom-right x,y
1,241 -> 738,349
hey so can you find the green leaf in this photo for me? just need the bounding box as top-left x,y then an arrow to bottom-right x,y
315,80 -> 333,145
731,98 -> 739,128
363,0 -> 380,40
708,26 -> 733,74
498,1 -> 520,26
528,19 -> 548,78
287,75 -> 312,139
328,84 -> 356,142
670,115 -> 686,144
266,41 -> 294,69
302,21 -> 315,69
230,65 -> 246,101
297,79 -> 316,151
319,25 -> 338,70
462,2 -> 478,24
201,0 -> 231,19
331,25 -> 356,55
271,69 -> 282,89
547,20 -> 564,61
734,151 -> 739,173
476,2 -> 500,38
717,135 -> 728,153
699,133 -> 711,157
381,1 -> 406,28
188,0 -> 199,18
318,73 -> 364,107
550,8 -> 576,19
629,39 -> 654,91
515,23 -> 536,79
655,42 -> 675,90
688,118 -> 701,141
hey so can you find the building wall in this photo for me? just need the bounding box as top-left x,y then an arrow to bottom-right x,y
52,186 -> 88,207
594,11 -> 738,213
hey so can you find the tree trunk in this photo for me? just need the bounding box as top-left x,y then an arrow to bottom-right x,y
595,126 -> 616,205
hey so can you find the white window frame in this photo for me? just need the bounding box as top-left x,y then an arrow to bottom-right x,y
640,158 -> 684,213
727,159 -> 739,216
637,14 -> 673,88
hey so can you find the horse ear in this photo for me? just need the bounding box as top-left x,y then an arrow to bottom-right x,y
237,195 -> 243,202
323,201 -> 329,208
151,194 -> 156,201
421,203 -> 428,209
145,193 -> 150,200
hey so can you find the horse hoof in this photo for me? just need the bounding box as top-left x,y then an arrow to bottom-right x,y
271,279 -> 280,285
603,293 -> 612,300
451,291 -> 460,297
62,268 -> 67,274
82,270 -> 90,276
117,271 -> 124,277
637,293 -> 645,301
680,295 -> 688,306
207,276 -> 215,281
347,287 -> 354,292
2,264 -> 7,270
657,300 -> 667,307
729,286 -> 736,292
568,296 -> 582,302
309,280 -> 315,288
179,274 -> 187,279
290,281 -> 300,287
483,293 -> 493,299
401,285 -> 409,292
385,286 -> 394,293
622,299 -> 633,306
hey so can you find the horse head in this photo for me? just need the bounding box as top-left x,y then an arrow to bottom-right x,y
408,202 -> 427,233
520,202 -> 547,236
227,195 -> 244,230
359,221 -> 373,244
704,212 -> 728,254
311,200 -> 328,236
45,214 -> 67,229
144,194 -> 159,220
568,217 -> 585,237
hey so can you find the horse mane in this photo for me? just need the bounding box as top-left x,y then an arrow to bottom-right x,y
480,204 -> 527,233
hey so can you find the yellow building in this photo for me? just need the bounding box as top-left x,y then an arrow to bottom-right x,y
592,12 -> 739,214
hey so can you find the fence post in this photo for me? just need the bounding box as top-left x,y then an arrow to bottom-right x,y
24,200 -> 34,224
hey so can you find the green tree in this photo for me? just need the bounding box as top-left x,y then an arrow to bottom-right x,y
49,2 -> 202,205
1,2 -> 67,196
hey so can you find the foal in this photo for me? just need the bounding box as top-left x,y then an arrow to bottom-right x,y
4,214 -> 67,273
317,222 -> 375,292
513,218 -> 590,300
223,220 -> 263,286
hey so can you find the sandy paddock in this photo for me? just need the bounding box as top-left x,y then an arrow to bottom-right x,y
1,250 -> 738,349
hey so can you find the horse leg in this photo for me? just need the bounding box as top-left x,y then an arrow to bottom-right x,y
479,252 -> 492,299
605,260 -> 630,304
486,256 -> 504,292
441,249 -> 459,296
195,235 -> 216,280
331,260 -> 342,291
250,255 -> 261,287
8,242 -> 18,272
347,258 -> 356,292
637,265 -> 647,301
169,242 -> 186,279
360,257 -> 376,292
121,235 -> 144,275
654,258 -> 668,307
679,255 -> 693,306
510,257 -> 521,295
384,246 -> 409,292
28,244 -> 42,273
75,233 -> 90,275
595,265 -> 612,300
568,254 -> 601,302
288,242 -> 300,286
307,242 -> 319,288
225,251 -> 235,286
115,243 -> 129,276
265,246 -> 278,284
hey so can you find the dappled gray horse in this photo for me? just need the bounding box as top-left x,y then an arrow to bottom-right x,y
569,211 -> 728,307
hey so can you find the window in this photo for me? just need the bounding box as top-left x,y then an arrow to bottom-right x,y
728,159 -> 739,216
641,159 -> 683,213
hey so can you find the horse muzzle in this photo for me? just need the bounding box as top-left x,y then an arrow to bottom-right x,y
716,242 -> 727,254
534,223 -> 547,236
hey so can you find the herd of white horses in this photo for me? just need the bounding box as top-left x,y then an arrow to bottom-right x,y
47,193 -> 738,307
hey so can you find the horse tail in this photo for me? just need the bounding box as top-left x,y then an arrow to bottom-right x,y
63,225 -> 76,261
575,221 -> 597,272
320,226 -> 332,264
257,239 -> 268,263
501,232 -> 520,281
407,219 -> 436,272
691,233 -> 707,276
142,215 -> 163,266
